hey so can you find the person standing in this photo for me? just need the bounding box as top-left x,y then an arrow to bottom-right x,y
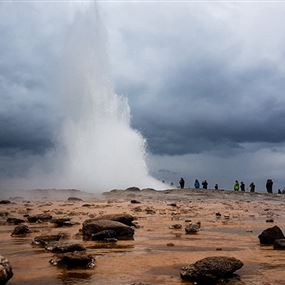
240,181 -> 245,192
179,178 -> 185,189
266,179 -> 273,193
249,182 -> 255,193
233,180 -> 240,191
214,184 -> 218,190
202,180 -> 208,189
194,179 -> 200,189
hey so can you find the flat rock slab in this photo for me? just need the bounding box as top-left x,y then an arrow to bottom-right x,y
33,233 -> 65,247
50,252 -> 95,269
181,256 -> 243,284
82,219 -> 134,240
90,214 -> 135,227
258,225 -> 285,245
0,255 -> 13,284
45,242 -> 86,253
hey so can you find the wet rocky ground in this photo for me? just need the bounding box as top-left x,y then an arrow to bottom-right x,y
0,188 -> 285,285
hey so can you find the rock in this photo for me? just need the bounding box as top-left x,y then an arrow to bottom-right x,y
50,217 -> 73,227
130,200 -> 141,204
90,214 -> 135,227
6,217 -> 25,225
45,242 -> 86,253
0,255 -> 13,284
180,256 -> 243,283
67,197 -> 83,202
258,225 -> 285,245
266,219 -> 274,223
132,207 -> 142,212
125,187 -> 140,192
273,239 -> 285,250
169,224 -> 182,229
168,203 -> 177,207
167,243 -> 175,247
91,230 -> 117,241
145,207 -> 156,215
27,214 -> 52,223
82,204 -> 92,207
185,222 -> 201,234
82,219 -> 134,240
49,252 -> 95,269
216,212 -> 222,218
33,233 -> 65,247
11,224 -> 30,236
0,200 -> 11,205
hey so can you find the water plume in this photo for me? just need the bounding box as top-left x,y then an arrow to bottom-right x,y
52,3 -> 163,191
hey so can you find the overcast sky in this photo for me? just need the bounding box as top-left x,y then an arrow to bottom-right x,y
1,2 -> 285,191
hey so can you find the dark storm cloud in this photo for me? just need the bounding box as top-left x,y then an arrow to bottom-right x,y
103,3 -> 285,155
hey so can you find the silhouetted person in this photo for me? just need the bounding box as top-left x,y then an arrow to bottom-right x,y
233,180 -> 239,191
278,189 -> 281,194
266,179 -> 273,193
202,180 -> 208,189
240,181 -> 245,192
179,178 -> 185,189
214,184 -> 218,190
249,182 -> 255,193
194,179 -> 200,189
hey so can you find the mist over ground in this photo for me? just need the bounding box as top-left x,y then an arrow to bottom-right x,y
1,2 -> 285,192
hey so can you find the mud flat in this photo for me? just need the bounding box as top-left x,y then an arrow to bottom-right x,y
1,188 -> 285,285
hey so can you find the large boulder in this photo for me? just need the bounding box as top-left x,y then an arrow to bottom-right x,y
258,226 -> 285,245
45,242 -> 86,253
180,256 -> 243,283
49,252 -> 95,269
0,255 -> 13,284
27,214 -> 52,223
90,214 -> 135,227
82,219 -> 134,240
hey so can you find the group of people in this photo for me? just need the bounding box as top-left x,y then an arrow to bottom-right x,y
233,180 -> 255,192
179,178 -> 214,190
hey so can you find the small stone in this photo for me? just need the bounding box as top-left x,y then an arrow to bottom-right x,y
167,243 -> 175,247
49,252 -> 95,269
0,200 -> 11,205
67,197 -> 83,202
6,217 -> 25,225
11,224 -> 30,236
266,219 -> 274,223
130,200 -> 141,204
27,214 -> 52,223
169,224 -> 182,229
45,242 -> 86,253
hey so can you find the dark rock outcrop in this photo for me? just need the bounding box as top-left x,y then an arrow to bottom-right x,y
258,226 -> 285,245
11,224 -> 30,236
6,217 -> 25,225
0,200 -> 11,205
82,219 -> 134,240
49,252 -> 95,269
27,214 -> 53,223
180,256 -> 243,283
125,187 -> 140,192
185,223 -> 201,234
0,255 -> 13,284
45,242 -> 86,253
67,197 -> 83,202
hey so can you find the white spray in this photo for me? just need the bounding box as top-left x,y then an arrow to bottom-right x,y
51,4 -> 163,191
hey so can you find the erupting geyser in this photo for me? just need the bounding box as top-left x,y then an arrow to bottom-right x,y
53,4 -> 163,191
